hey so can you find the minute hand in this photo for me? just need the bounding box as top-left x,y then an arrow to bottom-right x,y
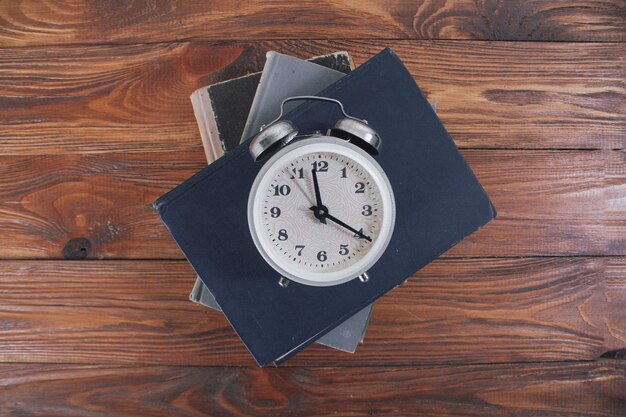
311,168 -> 323,208
325,213 -> 372,242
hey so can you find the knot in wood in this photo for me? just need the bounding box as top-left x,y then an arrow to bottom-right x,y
63,237 -> 92,259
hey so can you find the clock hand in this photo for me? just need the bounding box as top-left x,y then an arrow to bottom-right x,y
282,166 -> 314,207
309,168 -> 328,224
326,214 -> 372,242
309,208 -> 372,242
311,168 -> 323,208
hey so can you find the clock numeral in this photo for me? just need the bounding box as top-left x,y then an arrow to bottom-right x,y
354,228 -> 366,239
290,167 -> 304,179
339,244 -> 349,255
340,167 -> 347,178
270,207 -> 281,218
317,250 -> 327,262
272,184 -> 291,196
311,160 -> 328,172
355,182 -> 365,193
362,205 -> 373,216
278,229 -> 288,241
295,245 -> 305,256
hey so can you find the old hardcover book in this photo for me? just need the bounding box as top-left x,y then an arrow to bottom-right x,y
157,48 -> 496,365
189,51 -> 372,353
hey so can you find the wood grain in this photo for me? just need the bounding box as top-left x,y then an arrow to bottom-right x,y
0,1 -> 623,415
0,258 -> 622,366
0,150 -> 623,259
0,361 -> 623,417
0,40 -> 623,153
0,152 -> 206,259
0,0 -> 624,47
607,258 -> 626,347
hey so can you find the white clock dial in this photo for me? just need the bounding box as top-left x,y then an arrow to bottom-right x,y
248,137 -> 395,287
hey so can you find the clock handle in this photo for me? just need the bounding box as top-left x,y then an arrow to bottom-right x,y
249,95 -> 382,161
276,96 -> 382,155
266,95 -> 366,128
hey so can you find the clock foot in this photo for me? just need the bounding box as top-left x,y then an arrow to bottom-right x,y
358,272 -> 370,283
278,276 -> 290,288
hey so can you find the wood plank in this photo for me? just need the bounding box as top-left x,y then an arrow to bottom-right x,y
0,151 -> 205,259
0,1 -> 623,46
606,257 -> 626,348
0,258 -> 622,366
0,150 -> 623,259
0,361 -> 623,416
0,41 -> 623,153
447,149 -> 626,257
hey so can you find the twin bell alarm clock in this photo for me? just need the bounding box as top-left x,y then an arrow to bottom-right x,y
247,96 -> 396,287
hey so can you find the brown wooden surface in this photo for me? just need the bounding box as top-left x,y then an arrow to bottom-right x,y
0,1 -> 624,416
0,258 -> 623,366
1,41 -> 623,153
0,0 -> 624,46
0,361 -> 624,417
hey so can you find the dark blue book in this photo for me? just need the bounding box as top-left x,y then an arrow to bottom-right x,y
155,48 -> 496,366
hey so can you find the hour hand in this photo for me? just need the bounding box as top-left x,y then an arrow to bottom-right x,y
325,213 -> 372,242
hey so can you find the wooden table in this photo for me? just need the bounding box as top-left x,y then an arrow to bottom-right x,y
0,1 -> 624,415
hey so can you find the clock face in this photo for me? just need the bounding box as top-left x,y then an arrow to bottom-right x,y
248,137 -> 395,286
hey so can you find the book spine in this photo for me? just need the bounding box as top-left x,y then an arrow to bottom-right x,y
190,88 -> 225,164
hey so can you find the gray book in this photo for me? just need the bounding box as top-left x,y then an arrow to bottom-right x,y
241,51 -> 351,140
189,51 -> 373,353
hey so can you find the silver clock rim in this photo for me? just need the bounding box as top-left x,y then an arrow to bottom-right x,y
247,136 -> 396,287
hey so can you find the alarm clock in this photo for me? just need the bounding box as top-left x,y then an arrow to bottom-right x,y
247,96 -> 396,287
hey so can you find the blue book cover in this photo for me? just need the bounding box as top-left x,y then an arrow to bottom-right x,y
155,48 -> 496,366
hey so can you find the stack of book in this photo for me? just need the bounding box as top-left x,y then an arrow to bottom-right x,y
157,48 -> 496,366
188,51 -> 376,354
